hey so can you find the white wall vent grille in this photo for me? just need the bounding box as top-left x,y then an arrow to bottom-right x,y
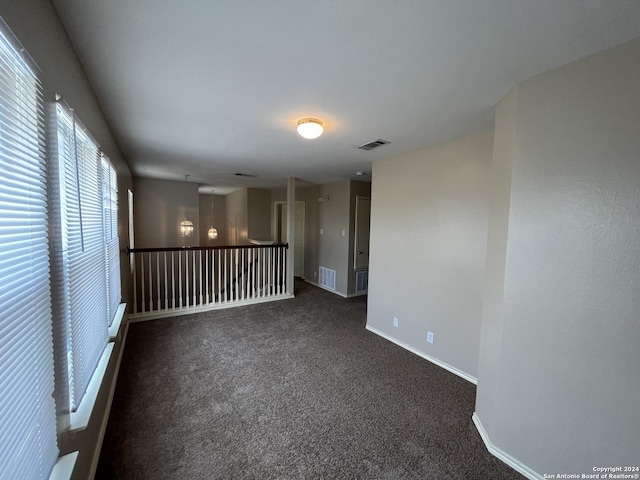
356,271 -> 369,293
319,266 -> 336,291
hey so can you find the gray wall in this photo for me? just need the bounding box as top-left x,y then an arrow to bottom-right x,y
366,131 -> 493,380
133,177 -> 200,248
475,38 -> 640,475
0,1 -> 133,478
199,194 -> 226,246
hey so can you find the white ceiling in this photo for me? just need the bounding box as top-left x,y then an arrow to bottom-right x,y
51,0 -> 640,191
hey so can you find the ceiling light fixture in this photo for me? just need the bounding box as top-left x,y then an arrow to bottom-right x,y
297,118 -> 323,139
180,175 -> 194,238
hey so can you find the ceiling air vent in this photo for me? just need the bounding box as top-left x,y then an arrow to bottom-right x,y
234,173 -> 258,178
357,139 -> 391,151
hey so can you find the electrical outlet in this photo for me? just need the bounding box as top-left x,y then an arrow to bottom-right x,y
393,317 -> 399,328
320,228 -> 324,235
427,331 -> 434,344
314,271 -> 317,277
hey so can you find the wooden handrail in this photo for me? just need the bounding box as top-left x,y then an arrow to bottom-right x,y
128,243 -> 288,254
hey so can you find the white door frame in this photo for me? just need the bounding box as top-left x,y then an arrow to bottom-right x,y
354,196 -> 371,271
274,201 -> 305,278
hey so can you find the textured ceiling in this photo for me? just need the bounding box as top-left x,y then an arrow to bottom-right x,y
51,0 -> 640,191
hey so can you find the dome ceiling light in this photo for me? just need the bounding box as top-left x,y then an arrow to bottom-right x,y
297,118 -> 323,139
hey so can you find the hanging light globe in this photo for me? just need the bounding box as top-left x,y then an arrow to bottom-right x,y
180,218 -> 194,237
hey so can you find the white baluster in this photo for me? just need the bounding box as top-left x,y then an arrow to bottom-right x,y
156,252 -> 160,311
192,250 -> 197,306
140,252 -> 146,313
132,251 -> 138,313
268,247 -> 272,297
148,253 -> 153,310
205,250 -> 209,304
241,248 -> 245,300
250,248 -> 255,298
234,248 -> 239,301
163,252 -> 168,310
178,251 -> 183,308
216,249 -> 220,304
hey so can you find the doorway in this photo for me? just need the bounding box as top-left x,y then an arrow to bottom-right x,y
274,201 -> 305,278
354,196 -> 371,271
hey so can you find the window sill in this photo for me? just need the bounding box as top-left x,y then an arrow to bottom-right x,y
70,303 -> 126,432
108,303 -> 127,340
69,342 -> 114,433
49,452 -> 78,480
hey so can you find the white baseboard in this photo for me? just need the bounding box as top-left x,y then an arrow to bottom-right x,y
472,413 -> 543,480
128,293 -> 294,322
304,279 -> 366,298
365,324 -> 477,385
346,290 -> 367,298
305,280 -> 348,298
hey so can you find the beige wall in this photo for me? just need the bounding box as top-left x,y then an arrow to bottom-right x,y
270,185 -> 305,244
247,188 -> 272,240
133,177 -> 200,248
303,180 -> 352,295
474,87 -> 516,441
302,186 -> 320,281
367,131 -> 493,380
199,194 -> 226,246
226,187 -> 273,244
475,38 -> 640,475
0,1 -> 133,478
225,189 -> 247,244
270,187 -> 287,204
272,182 -> 371,295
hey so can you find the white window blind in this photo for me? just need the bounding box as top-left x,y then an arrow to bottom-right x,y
56,104 -> 109,411
0,25 -> 58,479
102,155 -> 121,325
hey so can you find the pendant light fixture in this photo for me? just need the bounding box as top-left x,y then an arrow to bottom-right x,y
207,188 -> 218,240
179,175 -> 194,237
297,118 -> 323,139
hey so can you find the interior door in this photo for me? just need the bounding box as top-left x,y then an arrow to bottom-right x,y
280,202 -> 305,277
354,196 -> 371,270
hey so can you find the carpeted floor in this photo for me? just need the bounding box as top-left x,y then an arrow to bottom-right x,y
97,280 -> 523,479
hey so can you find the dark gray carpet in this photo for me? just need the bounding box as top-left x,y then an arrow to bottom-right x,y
97,280 -> 523,479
